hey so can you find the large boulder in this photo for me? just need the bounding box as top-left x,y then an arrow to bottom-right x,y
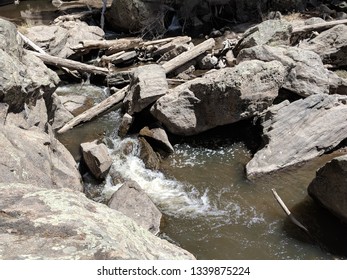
0,123 -> 83,191
151,60 -> 286,136
139,126 -> 174,154
246,94 -> 347,177
106,0 -> 165,33
108,180 -> 162,235
308,154 -> 347,223
233,20 -> 293,55
0,183 -> 195,260
0,19 -> 59,112
237,45 -> 339,97
299,24 -> 347,68
124,64 -> 168,115
25,20 -> 104,58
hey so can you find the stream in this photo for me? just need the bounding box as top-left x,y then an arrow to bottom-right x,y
2,1 -> 347,260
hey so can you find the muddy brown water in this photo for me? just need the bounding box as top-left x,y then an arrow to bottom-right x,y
2,2 -> 347,260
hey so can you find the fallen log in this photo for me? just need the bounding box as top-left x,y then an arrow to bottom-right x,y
18,31 -> 46,54
102,50 -> 137,65
28,50 -> 110,75
292,18 -> 347,34
152,36 -> 191,57
53,10 -> 94,24
57,86 -> 128,134
162,38 -> 215,74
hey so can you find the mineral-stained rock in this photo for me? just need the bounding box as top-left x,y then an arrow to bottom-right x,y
308,154 -> 347,223
108,180 -> 162,235
0,183 -> 195,260
151,60 -> 285,136
237,45 -> 338,97
246,94 -> 347,177
81,141 -> 113,179
124,64 -> 168,115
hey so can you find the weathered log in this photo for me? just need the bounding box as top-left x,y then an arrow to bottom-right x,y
57,86 -> 128,134
53,10 -> 94,24
161,38 -> 215,74
292,18 -> 347,34
28,51 -> 110,75
72,38 -> 143,54
141,37 -> 176,47
152,36 -> 191,57
102,50 -> 137,65
107,70 -> 133,87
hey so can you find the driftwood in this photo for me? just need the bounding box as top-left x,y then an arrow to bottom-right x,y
28,51 -> 110,76
161,38 -> 215,74
106,70 -> 133,87
271,189 -> 310,235
57,86 -> 128,134
152,36 -> 191,57
18,31 -> 46,54
53,10 -> 94,24
57,38 -> 216,133
72,38 -> 143,54
101,50 -> 137,65
292,18 -> 347,34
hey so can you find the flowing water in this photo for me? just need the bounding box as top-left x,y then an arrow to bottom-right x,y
2,2 -> 347,260
55,84 -> 347,260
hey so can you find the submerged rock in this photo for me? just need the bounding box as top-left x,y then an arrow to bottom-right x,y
308,154 -> 347,223
247,94 -> 347,177
108,180 -> 162,235
0,183 -> 195,260
237,45 -> 338,97
151,60 -> 285,136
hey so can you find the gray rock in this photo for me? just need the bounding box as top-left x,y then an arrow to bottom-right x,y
237,45 -> 335,97
50,93 -> 74,131
197,54 -> 218,70
106,0 -> 165,33
124,64 -> 168,115
151,60 -> 286,136
308,154 -> 347,223
81,141 -> 113,179
108,180 -> 162,235
0,19 -> 59,112
139,126 -> 174,154
138,137 -> 161,170
25,20 -> 104,58
299,24 -> 347,67
0,183 -> 195,260
246,94 -> 347,177
234,20 -> 292,55
0,123 -> 83,191
118,113 -> 133,137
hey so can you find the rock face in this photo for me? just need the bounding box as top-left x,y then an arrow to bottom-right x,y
0,123 -> 83,191
234,20 -> 292,55
237,45 -> 337,97
124,64 -> 168,115
151,60 -> 286,136
0,19 -> 59,112
246,94 -> 347,177
81,141 -> 113,179
108,180 -> 162,235
308,154 -> 347,223
139,126 -> 174,154
299,24 -> 347,68
0,183 -> 195,260
106,0 -> 165,33
25,20 -> 104,58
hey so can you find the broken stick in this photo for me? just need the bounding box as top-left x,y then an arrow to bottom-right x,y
292,18 -> 347,34
271,189 -> 310,235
